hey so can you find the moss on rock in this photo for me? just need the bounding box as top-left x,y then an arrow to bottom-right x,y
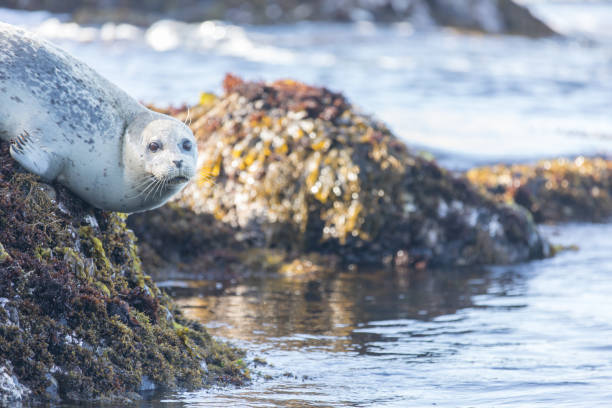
466,156 -> 612,223
130,75 -> 547,271
0,142 -> 246,404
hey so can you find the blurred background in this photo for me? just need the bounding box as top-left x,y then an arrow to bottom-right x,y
1,0 -> 611,170
3,2 -> 612,407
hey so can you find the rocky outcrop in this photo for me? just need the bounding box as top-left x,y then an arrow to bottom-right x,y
129,75 -> 547,272
3,0 -> 555,37
427,0 -> 555,37
0,142 -> 247,404
467,157 -> 612,223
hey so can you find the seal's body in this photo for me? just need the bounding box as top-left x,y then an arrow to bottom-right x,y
0,22 -> 197,213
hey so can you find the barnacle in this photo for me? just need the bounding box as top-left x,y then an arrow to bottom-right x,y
135,75 -> 547,270
467,157 -> 612,223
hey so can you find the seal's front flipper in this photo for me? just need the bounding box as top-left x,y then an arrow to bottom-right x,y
10,131 -> 63,181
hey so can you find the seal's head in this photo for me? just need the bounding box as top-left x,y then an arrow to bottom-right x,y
124,112 -> 198,208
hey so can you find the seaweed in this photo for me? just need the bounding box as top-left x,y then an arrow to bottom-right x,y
0,141 -> 247,404
467,157 -> 612,223
131,75 -> 547,272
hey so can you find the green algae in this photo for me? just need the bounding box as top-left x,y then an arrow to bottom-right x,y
0,141 -> 247,404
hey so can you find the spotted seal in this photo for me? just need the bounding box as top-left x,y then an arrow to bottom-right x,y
0,22 -> 197,213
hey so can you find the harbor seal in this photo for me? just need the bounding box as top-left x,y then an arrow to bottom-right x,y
0,22 -> 197,213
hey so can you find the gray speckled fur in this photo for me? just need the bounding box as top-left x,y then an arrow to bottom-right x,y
0,22 -> 197,213
0,24 -> 134,145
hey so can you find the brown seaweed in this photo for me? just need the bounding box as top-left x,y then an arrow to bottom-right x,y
131,75 -> 547,273
0,141 -> 247,404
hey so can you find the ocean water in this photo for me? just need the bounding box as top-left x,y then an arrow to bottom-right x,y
2,1 -> 612,169
161,223 -> 612,407
2,2 -> 612,406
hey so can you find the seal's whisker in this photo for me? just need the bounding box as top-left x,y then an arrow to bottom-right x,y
137,181 -> 156,199
137,176 -> 158,198
197,166 -> 217,186
127,177 -> 157,199
153,177 -> 164,198
126,179 -> 150,197
154,177 -> 165,198
143,183 -> 155,202
144,177 -> 162,202
161,177 -> 169,196
198,174 -> 216,187
184,108 -> 192,127
160,178 -> 169,197
130,175 -> 156,191
131,176 -> 155,190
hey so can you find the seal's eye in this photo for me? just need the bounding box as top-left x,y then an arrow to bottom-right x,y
182,140 -> 192,151
148,141 -> 161,152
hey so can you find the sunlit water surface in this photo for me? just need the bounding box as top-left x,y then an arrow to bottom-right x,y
3,2 -> 612,407
2,1 -> 612,169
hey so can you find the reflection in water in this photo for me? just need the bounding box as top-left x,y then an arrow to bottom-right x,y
158,266 -> 523,407
153,224 -> 612,407
170,267 -> 496,354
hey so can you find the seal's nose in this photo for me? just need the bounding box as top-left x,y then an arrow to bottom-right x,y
173,160 -> 183,169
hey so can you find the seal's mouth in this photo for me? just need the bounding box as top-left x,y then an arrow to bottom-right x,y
167,176 -> 190,185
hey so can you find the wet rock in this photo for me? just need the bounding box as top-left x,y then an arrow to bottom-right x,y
0,142 -> 247,404
428,0 -> 556,36
127,202 -> 250,281
43,373 -> 60,403
0,242 -> 9,263
3,0 -> 555,37
0,363 -> 30,406
467,156 -> 612,223
280,255 -> 338,278
138,375 -> 155,392
131,75 -> 547,272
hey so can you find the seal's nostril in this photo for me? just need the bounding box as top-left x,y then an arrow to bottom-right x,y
173,160 -> 183,168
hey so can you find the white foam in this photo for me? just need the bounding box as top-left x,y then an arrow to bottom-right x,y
35,18 -> 99,42
1,9 -> 297,64
0,7 -> 62,26
0,8 -> 143,43
145,19 -> 298,64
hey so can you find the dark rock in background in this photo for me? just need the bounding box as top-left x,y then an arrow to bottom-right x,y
467,157 -> 612,223
2,0 -> 556,37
